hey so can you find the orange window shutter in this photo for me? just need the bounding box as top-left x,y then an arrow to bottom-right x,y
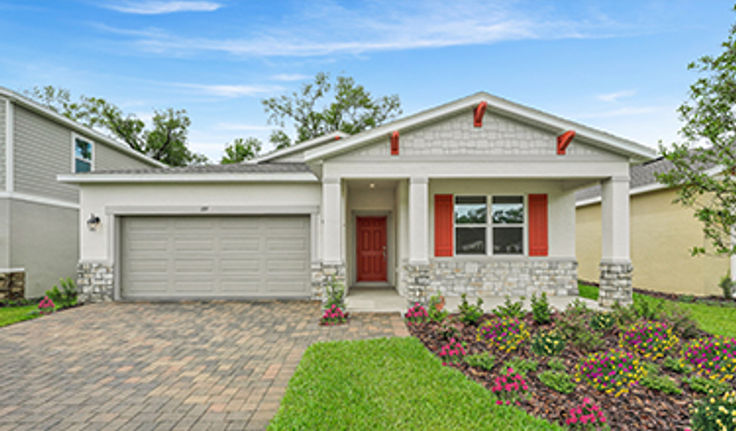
528,194 -> 548,256
434,194 -> 453,257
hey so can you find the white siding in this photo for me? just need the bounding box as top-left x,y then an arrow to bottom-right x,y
0,100 -> 5,191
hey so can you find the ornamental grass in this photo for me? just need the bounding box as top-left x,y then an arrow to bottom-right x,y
575,349 -> 645,397
477,316 -> 530,353
619,321 -> 679,360
681,335 -> 736,382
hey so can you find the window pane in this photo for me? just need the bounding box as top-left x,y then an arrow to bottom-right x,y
456,227 -> 486,254
492,196 -> 524,224
75,139 -> 92,160
455,196 -> 486,224
75,159 -> 91,173
493,227 -> 523,255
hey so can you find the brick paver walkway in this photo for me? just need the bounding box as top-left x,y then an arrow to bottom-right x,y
0,301 -> 408,430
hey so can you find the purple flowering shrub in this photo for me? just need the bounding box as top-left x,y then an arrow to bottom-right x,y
320,304 -> 347,326
575,349 -> 644,397
681,335 -> 736,382
566,397 -> 608,430
619,321 -> 679,360
491,366 -> 529,405
404,303 -> 429,325
438,338 -> 466,366
37,296 -> 55,315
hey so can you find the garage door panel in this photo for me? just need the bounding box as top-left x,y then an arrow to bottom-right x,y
122,216 -> 309,299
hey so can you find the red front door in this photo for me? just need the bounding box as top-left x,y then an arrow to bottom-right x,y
356,216 -> 387,282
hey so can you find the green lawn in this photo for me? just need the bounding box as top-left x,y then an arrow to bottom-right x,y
0,304 -> 39,328
269,337 -> 561,431
578,282 -> 736,338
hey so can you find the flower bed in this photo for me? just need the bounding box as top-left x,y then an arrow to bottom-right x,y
406,299 -> 727,431
681,335 -> 736,382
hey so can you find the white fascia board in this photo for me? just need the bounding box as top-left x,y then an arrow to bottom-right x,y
252,131 -> 349,163
305,91 -> 657,162
0,87 -> 166,168
57,172 -> 319,184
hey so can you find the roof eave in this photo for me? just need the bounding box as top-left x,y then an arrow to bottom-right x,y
57,172 -> 319,184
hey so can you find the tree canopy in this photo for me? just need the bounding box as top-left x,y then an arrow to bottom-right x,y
221,137 -> 262,164
657,9 -> 736,257
25,86 -> 207,166
261,72 -> 401,147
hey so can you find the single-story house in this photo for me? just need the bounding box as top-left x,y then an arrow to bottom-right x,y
576,157 -> 730,297
59,92 -> 657,307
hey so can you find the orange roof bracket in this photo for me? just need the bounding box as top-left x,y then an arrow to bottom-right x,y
390,131 -> 400,155
557,130 -> 576,155
473,102 -> 487,127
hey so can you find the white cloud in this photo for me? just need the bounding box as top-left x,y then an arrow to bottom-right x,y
97,1 -> 625,58
270,73 -> 310,82
171,83 -> 284,97
102,1 -> 222,15
596,89 -> 637,102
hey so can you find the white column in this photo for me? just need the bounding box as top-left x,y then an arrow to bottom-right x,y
321,178 -> 342,265
601,176 -> 630,262
408,176 -> 429,265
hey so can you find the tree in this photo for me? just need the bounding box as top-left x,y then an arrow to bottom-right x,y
221,137 -> 262,164
261,72 -> 401,146
25,85 -> 207,166
657,9 -> 736,258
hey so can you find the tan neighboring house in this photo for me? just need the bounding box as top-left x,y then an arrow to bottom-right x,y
576,157 -> 729,297
0,87 -> 165,298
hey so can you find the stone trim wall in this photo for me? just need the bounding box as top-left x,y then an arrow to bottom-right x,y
401,258 -> 578,305
77,262 -> 114,303
311,263 -> 346,301
599,261 -> 633,307
0,271 -> 25,302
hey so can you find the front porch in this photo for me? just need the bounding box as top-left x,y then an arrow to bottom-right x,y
318,174 -> 633,309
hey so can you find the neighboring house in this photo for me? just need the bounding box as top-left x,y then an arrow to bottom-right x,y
59,92 -> 656,307
0,87 -> 165,298
576,157 -> 730,297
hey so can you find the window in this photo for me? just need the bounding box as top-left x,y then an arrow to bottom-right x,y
455,196 -> 486,254
74,137 -> 93,173
452,195 -> 525,256
492,196 -> 524,255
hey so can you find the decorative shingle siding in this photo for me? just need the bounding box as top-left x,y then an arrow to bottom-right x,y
0,100 -> 5,191
335,112 -> 622,160
13,105 -> 78,202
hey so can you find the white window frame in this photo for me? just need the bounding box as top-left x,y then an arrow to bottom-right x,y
72,133 -> 95,173
453,194 -> 528,257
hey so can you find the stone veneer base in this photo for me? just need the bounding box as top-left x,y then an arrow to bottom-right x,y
598,260 -> 633,307
401,258 -> 578,306
77,262 -> 114,303
311,263 -> 346,301
0,271 -> 25,302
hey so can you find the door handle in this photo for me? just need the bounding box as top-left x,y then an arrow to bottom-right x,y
382,245 -> 387,259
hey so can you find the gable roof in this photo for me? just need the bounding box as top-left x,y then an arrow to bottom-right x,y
251,131 -> 348,163
0,86 -> 166,168
303,91 -> 657,163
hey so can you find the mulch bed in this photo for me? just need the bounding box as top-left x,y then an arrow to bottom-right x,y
407,312 -> 722,431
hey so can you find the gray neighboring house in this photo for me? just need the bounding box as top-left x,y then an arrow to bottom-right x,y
0,87 -> 165,299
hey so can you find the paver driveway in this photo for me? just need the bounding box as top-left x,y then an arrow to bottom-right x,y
0,301 -> 408,431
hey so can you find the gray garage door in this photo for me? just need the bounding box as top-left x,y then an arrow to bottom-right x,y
120,215 -> 310,299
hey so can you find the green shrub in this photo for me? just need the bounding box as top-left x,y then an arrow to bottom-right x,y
547,357 -> 566,372
438,322 -> 460,341
565,298 -> 591,317
684,375 -> 730,395
691,390 -> 736,431
457,294 -> 484,325
493,296 -> 525,319
556,311 -> 603,352
427,294 -> 449,323
663,356 -> 693,374
530,292 -> 551,324
664,304 -> 700,339
634,297 -> 664,320
680,294 -> 696,303
504,357 -> 538,377
538,370 -> 575,394
45,278 -> 78,309
590,312 -> 615,331
610,302 -> 638,327
476,317 -> 530,353
463,352 -> 495,371
531,331 -> 565,356
640,373 -> 682,395
323,276 -> 345,310
720,272 -> 735,299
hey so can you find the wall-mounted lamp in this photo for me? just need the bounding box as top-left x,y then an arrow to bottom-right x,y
369,183 -> 376,189
86,213 -> 101,231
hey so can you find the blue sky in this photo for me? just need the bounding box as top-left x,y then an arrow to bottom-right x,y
0,0 -> 732,161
